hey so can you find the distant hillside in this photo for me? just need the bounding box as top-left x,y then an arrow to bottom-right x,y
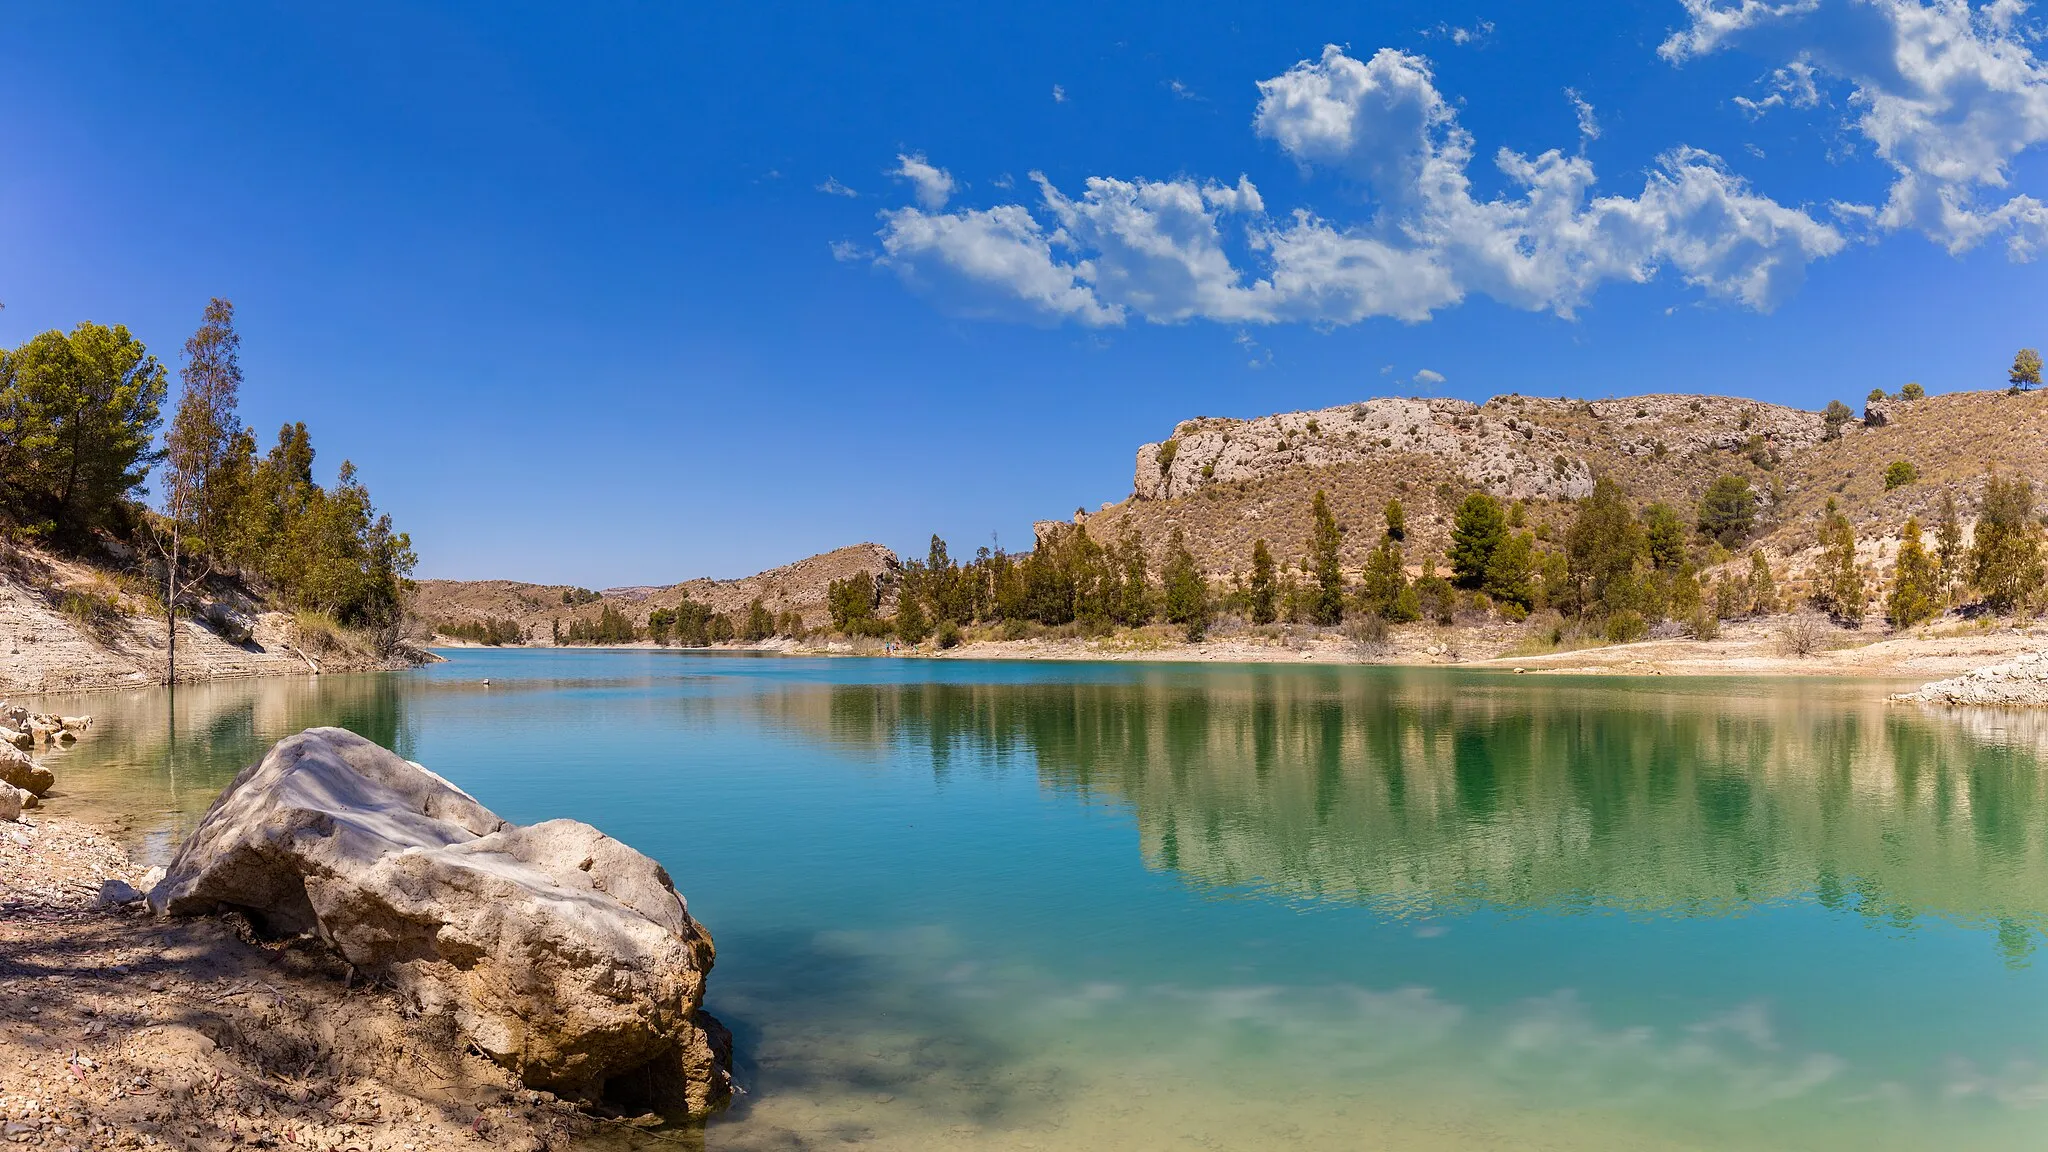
1064,388 -> 2048,577
411,543 -> 899,643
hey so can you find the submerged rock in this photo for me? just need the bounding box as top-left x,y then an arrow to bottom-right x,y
148,726 -> 733,1116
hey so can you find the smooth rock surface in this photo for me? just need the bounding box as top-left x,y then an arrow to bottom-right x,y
149,727 -> 732,1115
0,746 -> 54,796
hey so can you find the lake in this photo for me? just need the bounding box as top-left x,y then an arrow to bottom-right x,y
28,650 -> 2048,1150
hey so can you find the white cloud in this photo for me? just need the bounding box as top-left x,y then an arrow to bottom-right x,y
872,46 -> 1842,326
1568,88 -> 1602,141
1414,368 -> 1447,384
1052,84 -> 1067,103
817,176 -> 858,198
891,152 -> 956,211
1424,19 -> 1497,45
1658,0 -> 1823,61
1167,79 -> 1202,101
829,239 -> 871,262
1734,58 -> 1823,116
876,203 -> 1122,326
1662,0 -> 2048,258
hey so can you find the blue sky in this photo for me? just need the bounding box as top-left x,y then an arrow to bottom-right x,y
3,1 -> 2046,585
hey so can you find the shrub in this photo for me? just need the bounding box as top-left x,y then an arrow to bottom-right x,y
1342,614 -> 1388,651
1884,461 -> 1918,490
936,620 -> 962,649
1900,382 -> 1925,401
1687,608 -> 1720,640
1777,614 -> 1829,656
1604,610 -> 1649,644
1868,388 -> 1887,403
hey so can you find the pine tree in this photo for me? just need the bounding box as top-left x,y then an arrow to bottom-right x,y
745,598 -> 776,642
1483,531 -> 1536,610
1161,527 -> 1211,641
894,590 -> 929,644
1813,500 -> 1866,625
0,322 -> 167,538
1306,491 -> 1344,625
1970,475 -> 2044,613
158,299 -> 246,682
1934,488 -> 1965,597
1641,502 -> 1687,570
1115,527 -> 1153,626
2009,348 -> 2042,392
1448,492 -> 1508,589
1248,538 -> 1277,625
1358,535 -> 1414,621
1565,477 -> 1644,618
1886,517 -> 1940,628
1383,498 -> 1406,541
1746,549 -> 1776,616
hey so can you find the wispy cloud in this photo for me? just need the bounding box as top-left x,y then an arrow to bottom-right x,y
817,176 -> 859,198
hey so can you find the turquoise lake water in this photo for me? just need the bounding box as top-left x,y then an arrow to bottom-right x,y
29,649 -> 2048,1150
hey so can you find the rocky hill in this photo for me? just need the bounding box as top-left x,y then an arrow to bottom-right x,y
412,543 -> 898,642
1067,388 -> 2048,580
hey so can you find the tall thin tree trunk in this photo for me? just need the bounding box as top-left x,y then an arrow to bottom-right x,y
165,523 -> 178,686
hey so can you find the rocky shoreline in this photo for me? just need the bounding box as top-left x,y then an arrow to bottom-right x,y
0,723 -> 731,1150
1891,649 -> 2048,706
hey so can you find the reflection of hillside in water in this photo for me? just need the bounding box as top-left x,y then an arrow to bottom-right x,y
768,670 -> 2048,949
34,674 -> 417,845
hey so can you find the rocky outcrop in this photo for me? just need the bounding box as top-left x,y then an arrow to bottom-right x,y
1131,393 -> 1830,505
149,727 -> 733,1117
1893,650 -> 2048,706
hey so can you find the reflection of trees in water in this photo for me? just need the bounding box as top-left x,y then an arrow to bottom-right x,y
36,674 -> 416,837
780,671 -> 2048,956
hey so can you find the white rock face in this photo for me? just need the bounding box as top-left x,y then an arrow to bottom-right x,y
1895,650 -> 2048,707
149,727 -> 732,1116
1130,393 -> 1827,503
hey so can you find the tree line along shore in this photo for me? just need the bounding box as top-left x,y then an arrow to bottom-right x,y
0,299 -> 420,685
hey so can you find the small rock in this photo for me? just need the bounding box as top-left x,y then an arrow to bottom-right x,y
95,880 -> 143,908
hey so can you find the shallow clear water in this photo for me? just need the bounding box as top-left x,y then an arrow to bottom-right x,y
27,650 -> 2048,1149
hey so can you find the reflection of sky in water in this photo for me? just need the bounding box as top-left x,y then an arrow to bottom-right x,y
27,650 -> 2048,1150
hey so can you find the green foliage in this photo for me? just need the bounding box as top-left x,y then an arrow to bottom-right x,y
1900,381 -> 1925,401
1156,438 -> 1179,476
1160,527 -> 1210,641
0,321 -> 167,539
1357,536 -> 1415,621
1935,489 -> 1966,595
658,596 -> 719,647
1306,490 -> 1345,625
1413,559 -> 1455,625
561,587 -> 602,606
1383,498 -> 1406,541
744,598 -> 776,642
1247,538 -> 1277,625
1641,502 -> 1688,570
1482,531 -> 1535,610
165,298 -> 245,552
1887,517 -> 1941,628
935,620 -> 962,648
1883,460 -> 1918,490
2009,348 -> 2042,391
1566,477 -> 1644,618
828,572 -> 881,633
893,588 -> 929,644
1746,550 -> 1777,616
1447,492 -> 1508,590
1111,528 -> 1154,627
1822,399 -> 1855,438
1696,475 -> 1756,547
1867,387 -> 1887,403
1970,475 -> 2044,613
1812,501 -> 1866,625
441,616 -> 523,646
1603,610 -> 1648,644
563,603 -> 637,645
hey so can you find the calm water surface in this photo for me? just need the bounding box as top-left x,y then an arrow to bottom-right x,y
27,650 -> 2048,1150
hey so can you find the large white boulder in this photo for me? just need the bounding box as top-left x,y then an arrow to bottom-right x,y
149,727 -> 732,1116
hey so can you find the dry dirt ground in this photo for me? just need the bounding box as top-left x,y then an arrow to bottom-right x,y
0,815 -> 703,1152
926,618 -> 2048,683
0,545 -> 416,697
